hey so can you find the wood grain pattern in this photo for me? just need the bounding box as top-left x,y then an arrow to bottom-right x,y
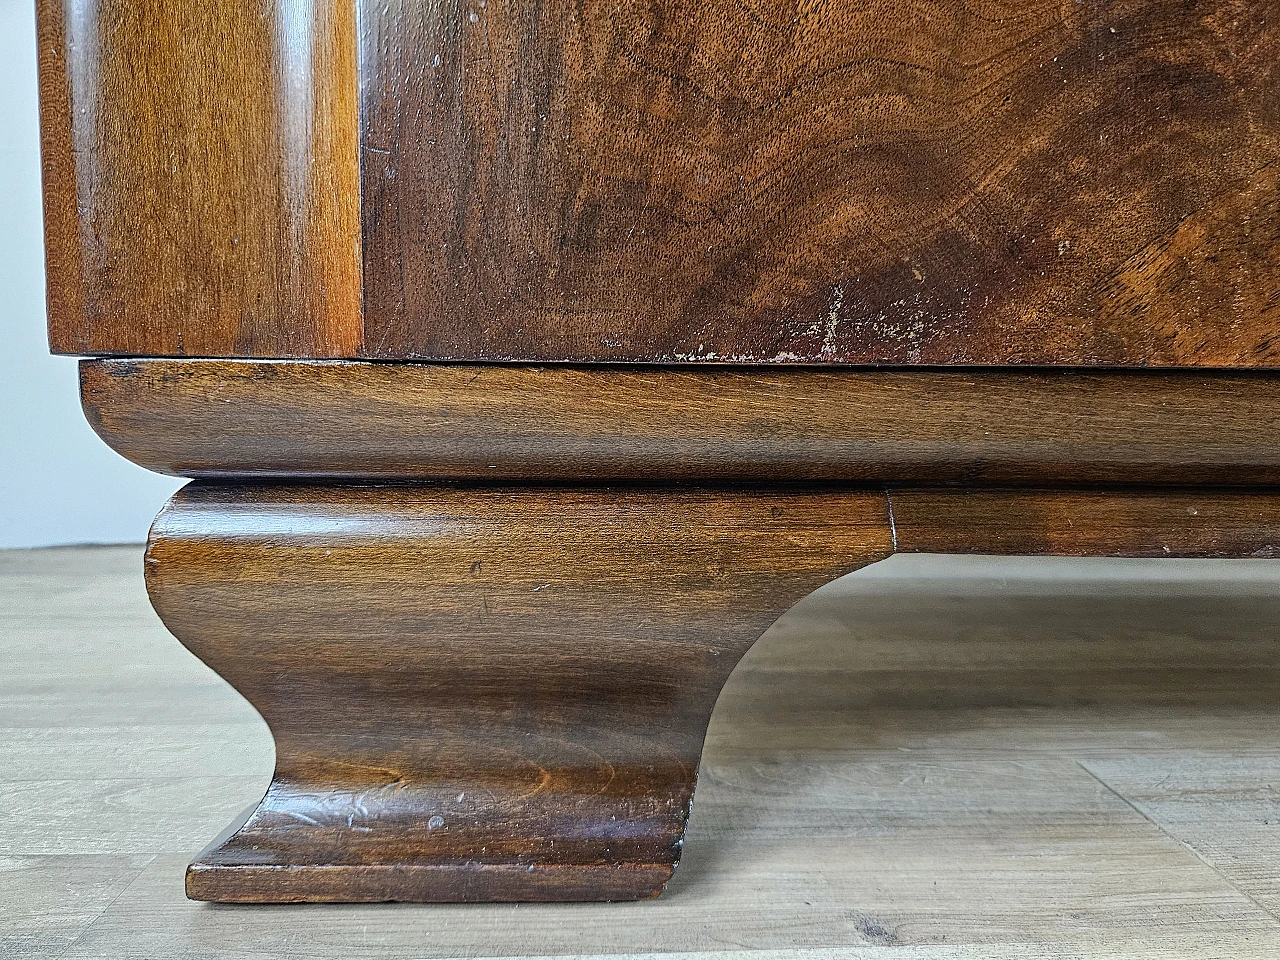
36,1 -> 1280,364
359,0 -> 1280,364
1081,755 -> 1280,917
36,0 -> 362,357
144,482 -> 1280,902
146,483 -> 894,902
81,359 -> 1280,483
892,489 -> 1280,558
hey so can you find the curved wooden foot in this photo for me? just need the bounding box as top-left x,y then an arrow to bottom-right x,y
145,483 -> 894,902
146,481 -> 1280,902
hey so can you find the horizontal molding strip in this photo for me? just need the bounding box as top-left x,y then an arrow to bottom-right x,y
81,360 -> 1280,484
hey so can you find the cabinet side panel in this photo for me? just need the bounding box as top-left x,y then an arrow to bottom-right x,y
37,0 -> 362,357
358,0 -> 1280,365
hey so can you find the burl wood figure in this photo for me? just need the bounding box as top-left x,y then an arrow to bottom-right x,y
37,0 -> 1280,901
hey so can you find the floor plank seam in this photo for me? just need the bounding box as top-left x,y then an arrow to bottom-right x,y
49,853 -> 158,960
1076,759 -> 1280,926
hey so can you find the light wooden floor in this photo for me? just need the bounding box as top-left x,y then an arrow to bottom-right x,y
6,547 -> 1280,959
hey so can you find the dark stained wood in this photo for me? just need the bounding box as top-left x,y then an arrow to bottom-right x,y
358,0 -> 1280,365
82,359 -> 1280,484
147,481 -> 1280,902
36,1 -> 1280,365
147,483 -> 895,902
36,0 -> 363,357
891,488 -> 1280,559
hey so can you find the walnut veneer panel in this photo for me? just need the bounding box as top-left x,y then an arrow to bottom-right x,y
359,0 -> 1280,364
37,0 -> 362,357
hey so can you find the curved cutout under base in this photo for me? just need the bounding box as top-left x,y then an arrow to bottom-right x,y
147,483 -> 894,902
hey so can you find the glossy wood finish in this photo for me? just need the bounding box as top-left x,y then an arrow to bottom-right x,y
147,483 -> 895,901
82,360 -> 1280,484
145,482 -> 1280,902
38,1 -> 1280,364
37,0 -> 362,357
893,489 -> 1280,559
359,0 -> 1280,365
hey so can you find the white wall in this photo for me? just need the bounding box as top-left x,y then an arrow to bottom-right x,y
0,0 -> 184,549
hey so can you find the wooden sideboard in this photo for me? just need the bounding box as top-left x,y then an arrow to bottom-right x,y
36,0 -> 1280,902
